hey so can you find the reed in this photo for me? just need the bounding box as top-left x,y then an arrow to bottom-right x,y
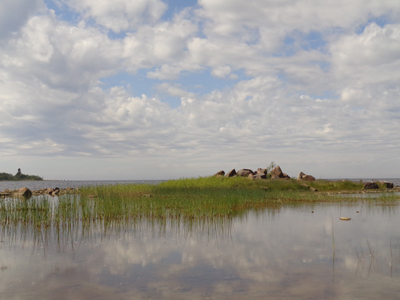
0,177 -> 398,232
0,177 -> 398,252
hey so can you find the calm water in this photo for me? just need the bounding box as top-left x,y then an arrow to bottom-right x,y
0,200 -> 399,299
0,180 -> 164,191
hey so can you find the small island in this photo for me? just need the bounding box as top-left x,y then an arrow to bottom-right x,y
0,168 -> 43,181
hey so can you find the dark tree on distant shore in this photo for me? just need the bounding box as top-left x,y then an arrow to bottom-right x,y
0,169 -> 43,181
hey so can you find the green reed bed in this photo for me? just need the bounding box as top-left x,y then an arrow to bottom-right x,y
77,176 -> 375,220
0,177 -> 398,250
0,177 -> 397,227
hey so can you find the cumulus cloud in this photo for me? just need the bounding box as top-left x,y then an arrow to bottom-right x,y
123,9 -> 198,75
156,83 -> 195,98
197,0 -> 400,37
63,0 -> 168,32
0,0 -> 43,40
1,14 -> 124,92
331,23 -> 400,86
1,0 -> 400,179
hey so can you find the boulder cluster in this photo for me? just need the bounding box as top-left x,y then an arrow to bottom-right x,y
213,165 -> 316,181
364,181 -> 394,189
0,187 -> 77,198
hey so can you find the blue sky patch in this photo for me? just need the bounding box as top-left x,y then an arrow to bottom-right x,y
162,0 -> 199,21
356,15 -> 391,34
44,0 -> 81,24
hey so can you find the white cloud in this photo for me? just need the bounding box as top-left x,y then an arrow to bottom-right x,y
197,0 -> 400,37
211,65 -> 232,78
0,0 -> 43,40
156,83 -> 195,98
331,23 -> 400,86
64,0 -> 167,32
1,1 -> 400,179
123,9 -> 198,75
1,14 -> 123,92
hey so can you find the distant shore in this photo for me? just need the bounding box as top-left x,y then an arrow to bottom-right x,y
0,172 -> 43,181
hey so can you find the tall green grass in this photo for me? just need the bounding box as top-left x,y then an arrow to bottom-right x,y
74,177 -> 373,222
0,177 -> 398,250
0,177 -> 394,229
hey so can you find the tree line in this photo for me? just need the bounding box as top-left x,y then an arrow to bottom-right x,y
0,172 -> 43,181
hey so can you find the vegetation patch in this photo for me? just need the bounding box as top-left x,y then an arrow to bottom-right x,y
0,177 -> 398,244
0,171 -> 43,181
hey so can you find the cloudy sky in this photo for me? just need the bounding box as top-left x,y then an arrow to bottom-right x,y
1,0 -> 400,180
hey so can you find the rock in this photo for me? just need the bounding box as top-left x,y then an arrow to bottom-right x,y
213,170 -> 225,177
237,169 -> 254,177
254,173 -> 267,180
257,168 -> 267,175
225,169 -> 237,177
271,166 -> 290,179
298,172 -> 316,181
16,187 -> 32,198
310,187 -> 318,192
364,182 -> 379,189
297,172 -> 305,180
302,175 -> 315,181
272,166 -> 284,178
270,174 -> 280,179
379,181 -> 394,189
248,174 -> 255,180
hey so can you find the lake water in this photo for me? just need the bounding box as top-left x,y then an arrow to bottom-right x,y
0,180 -> 164,191
0,199 -> 399,299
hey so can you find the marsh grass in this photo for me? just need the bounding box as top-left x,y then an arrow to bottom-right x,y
0,177 -> 398,243
1,177 -> 396,227
0,177 -> 399,253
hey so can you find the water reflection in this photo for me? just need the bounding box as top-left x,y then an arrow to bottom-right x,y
0,201 -> 399,299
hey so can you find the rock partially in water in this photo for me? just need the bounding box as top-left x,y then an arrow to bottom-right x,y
16,187 -> 32,198
1,187 -> 78,198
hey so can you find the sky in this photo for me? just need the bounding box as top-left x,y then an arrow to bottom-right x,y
1,0 -> 400,180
